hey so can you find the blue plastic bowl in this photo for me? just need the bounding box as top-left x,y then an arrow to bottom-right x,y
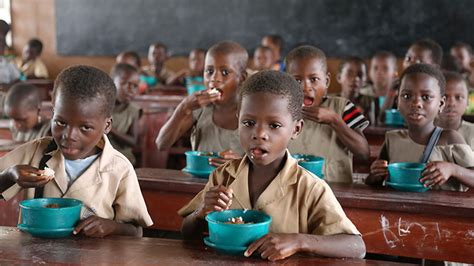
183,151 -> 218,178
385,109 -> 405,126
18,198 -> 82,238
206,209 -> 272,247
388,162 -> 426,185
292,154 -> 325,178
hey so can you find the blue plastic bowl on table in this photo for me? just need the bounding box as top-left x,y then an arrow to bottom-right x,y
385,109 -> 405,127
183,151 -> 218,178
292,154 -> 325,178
18,198 -> 83,238
205,209 -> 272,255
387,162 -> 428,192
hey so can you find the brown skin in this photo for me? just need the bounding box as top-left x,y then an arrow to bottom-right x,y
147,44 -> 167,76
287,57 -> 370,160
369,55 -> 398,97
155,51 -> 247,166
436,79 -> 468,131
366,74 -> 474,189
167,49 -> 206,85
337,61 -> 367,103
450,46 -> 472,73
4,102 -> 42,133
252,48 -> 274,71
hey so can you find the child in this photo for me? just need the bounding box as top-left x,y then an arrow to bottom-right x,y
435,71 -> 474,149
336,56 -> 368,110
285,45 -> 370,183
366,64 -> 474,191
109,63 -> 142,166
0,65 -> 153,237
450,42 -> 472,76
261,35 -> 285,71
142,42 -> 175,87
116,50 -> 141,69
14,38 -> 49,79
167,48 -> 206,86
4,83 -> 50,142
251,45 -> 274,73
360,51 -> 398,125
156,41 -> 248,166
0,36 -> 20,85
178,70 -> 365,261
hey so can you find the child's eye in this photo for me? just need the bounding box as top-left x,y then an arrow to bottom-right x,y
221,69 -> 229,76
80,125 -> 93,131
402,94 -> 410,100
205,69 -> 214,75
455,96 -> 464,101
294,78 -> 302,84
242,120 -> 255,127
54,120 -> 66,127
269,123 -> 282,129
422,95 -> 432,101
310,77 -> 319,83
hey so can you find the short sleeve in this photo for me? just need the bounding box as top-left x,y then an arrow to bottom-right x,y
342,101 -> 370,130
450,144 -> 474,168
34,60 -> 49,78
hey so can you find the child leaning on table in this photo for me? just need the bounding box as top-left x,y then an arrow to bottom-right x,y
179,70 -> 365,261
0,65 -> 153,237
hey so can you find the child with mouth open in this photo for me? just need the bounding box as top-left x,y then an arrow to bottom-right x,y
178,70 -> 365,261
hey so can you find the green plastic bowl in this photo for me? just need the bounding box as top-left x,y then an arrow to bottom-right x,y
388,162 -> 426,185
183,151 -> 218,178
385,109 -> 405,126
18,198 -> 82,238
206,209 -> 272,247
292,154 -> 325,178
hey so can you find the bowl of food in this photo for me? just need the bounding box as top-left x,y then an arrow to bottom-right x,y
292,154 -> 325,178
18,198 -> 83,238
387,162 -> 428,192
205,209 -> 271,251
183,151 -> 218,178
385,109 -> 405,127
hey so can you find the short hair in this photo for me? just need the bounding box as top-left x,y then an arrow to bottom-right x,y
53,65 -> 116,117
372,51 -> 397,66
441,54 -> 463,73
150,42 -> 168,53
4,83 -> 41,111
191,48 -> 206,55
412,39 -> 443,66
264,35 -> 284,51
239,70 -> 303,120
400,63 -> 446,95
117,50 -> 141,67
338,56 -> 367,74
254,45 -> 273,55
443,70 -> 468,90
452,41 -> 473,55
285,45 -> 328,73
207,41 -> 248,73
110,63 -> 138,79
27,38 -> 43,55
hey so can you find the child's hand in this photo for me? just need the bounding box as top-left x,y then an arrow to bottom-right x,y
9,165 -> 53,188
73,215 -> 117,238
370,160 -> 389,180
420,161 -> 454,188
208,149 -> 241,167
181,89 -> 222,114
244,233 -> 301,261
302,106 -> 337,124
196,185 -> 233,219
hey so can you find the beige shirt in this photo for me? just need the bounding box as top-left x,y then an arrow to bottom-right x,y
141,65 -> 174,85
109,103 -> 141,165
179,151 -> 360,235
10,118 -> 51,142
0,136 -> 153,227
289,96 -> 355,183
14,58 -> 49,79
457,120 -> 474,150
384,129 -> 474,192
190,106 -> 243,154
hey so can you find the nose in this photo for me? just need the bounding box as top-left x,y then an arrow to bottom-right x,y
446,96 -> 455,107
303,80 -> 312,94
410,96 -> 423,109
62,126 -> 78,142
252,125 -> 269,141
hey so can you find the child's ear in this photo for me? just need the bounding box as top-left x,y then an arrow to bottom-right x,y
439,95 -> 446,112
239,69 -> 248,84
336,72 -> 342,84
104,117 -> 113,134
291,119 -> 304,140
326,72 -> 331,89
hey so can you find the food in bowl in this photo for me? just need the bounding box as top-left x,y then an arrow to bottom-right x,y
222,216 -> 255,225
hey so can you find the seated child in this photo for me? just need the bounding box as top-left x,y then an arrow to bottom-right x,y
435,71 -> 474,149
380,39 -> 443,124
14,38 -> 49,79
0,65 -> 153,237
109,63 -> 142,166
167,48 -> 206,86
116,50 -> 141,69
450,42 -> 472,76
4,83 -> 50,142
285,45 -> 370,183
249,45 -> 274,75
261,34 -> 285,71
360,51 -> 398,125
141,42 -> 175,87
336,56 -> 368,111
179,70 -> 366,261
155,41 -> 247,166
366,64 -> 474,191
0,36 -> 20,85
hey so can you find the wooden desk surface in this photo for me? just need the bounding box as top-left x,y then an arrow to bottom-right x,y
0,227 -> 409,265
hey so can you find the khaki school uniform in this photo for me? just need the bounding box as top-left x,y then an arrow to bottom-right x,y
14,58 -> 49,79
190,106 -> 244,154
141,65 -> 174,85
179,151 -> 360,235
384,129 -> 474,192
10,118 -> 51,142
0,135 -> 153,227
109,103 -> 141,165
457,120 -> 474,150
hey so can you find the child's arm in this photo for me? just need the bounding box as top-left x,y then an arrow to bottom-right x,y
302,106 -> 370,160
73,216 -> 142,238
245,233 -> 365,261
0,165 -> 52,192
421,162 -> 474,188
155,90 -> 221,150
365,144 -> 389,186
181,185 -> 233,239
166,69 -> 189,85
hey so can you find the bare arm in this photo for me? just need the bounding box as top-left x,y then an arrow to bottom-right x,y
329,116 -> 370,160
155,101 -> 195,151
181,208 -> 208,240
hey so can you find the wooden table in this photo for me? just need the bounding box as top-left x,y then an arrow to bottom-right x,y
0,226 -> 410,265
136,168 -> 474,264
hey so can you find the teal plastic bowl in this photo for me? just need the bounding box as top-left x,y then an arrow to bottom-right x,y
292,154 -> 325,178
385,109 -> 405,126
388,162 -> 426,185
183,151 -> 218,178
18,198 -> 82,238
206,209 -> 272,248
